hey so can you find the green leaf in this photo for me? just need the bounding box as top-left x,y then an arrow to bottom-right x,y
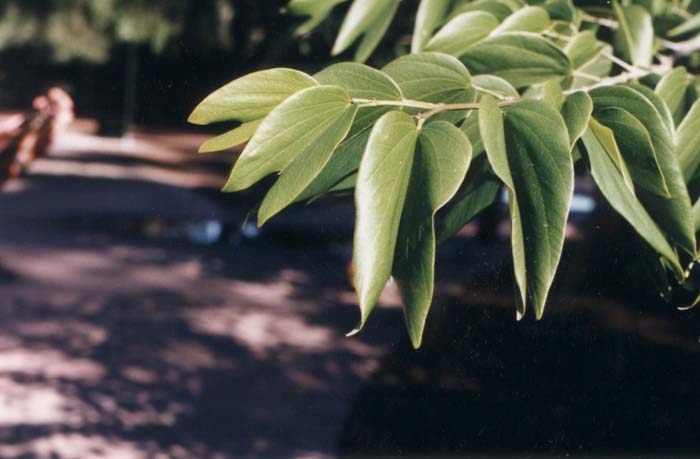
543,0 -> 575,21
258,104 -> 358,225
189,69 -> 318,125
353,0 -> 400,62
480,95 -> 574,318
315,62 -> 402,100
627,83 -> 675,135
223,85 -> 354,192
541,80 -> 564,111
677,98 -> 700,183
287,0 -> 348,36
570,44 -> 613,89
351,111 -> 419,332
412,0 -> 451,53
591,86 -> 696,256
436,155 -> 501,243
667,12 -> 700,37
383,52 -> 472,103
459,111 -> 484,156
613,1 -> 654,67
594,108 -> 671,197
581,128 -> 683,277
491,6 -> 550,34
472,74 -> 519,99
393,121 -> 472,348
693,198 -> 700,233
560,91 -> 592,148
424,12 -> 500,57
588,117 -> 635,194
198,119 -> 262,153
332,0 -> 396,56
564,31 -> 606,70
449,0 -> 513,21
655,66 -> 689,125
460,32 -> 572,88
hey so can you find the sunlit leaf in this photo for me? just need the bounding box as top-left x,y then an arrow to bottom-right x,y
198,119 -> 262,153
412,0 -> 451,53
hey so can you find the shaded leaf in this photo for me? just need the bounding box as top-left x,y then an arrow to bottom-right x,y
613,1 -> 654,67
565,30 -> 606,70
560,91 -> 592,148
668,11 -> 700,37
199,119 -> 262,153
412,0 -> 451,53
332,0 -> 397,57
287,0 -> 348,36
353,0 -> 400,62
460,32 -> 572,88
677,98 -> 700,183
588,117 -> 635,193
655,66 -> 689,125
393,121 -> 472,348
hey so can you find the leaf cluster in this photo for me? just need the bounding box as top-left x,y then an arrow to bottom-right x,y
191,0 -> 700,347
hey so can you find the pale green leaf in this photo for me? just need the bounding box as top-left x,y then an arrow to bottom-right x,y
449,0 -> 513,21
353,0 -> 400,62
287,0 -> 347,36
315,62 -> 402,100
588,117 -> 635,194
543,0 -> 575,21
383,52 -> 472,102
189,69 -> 317,125
258,104 -> 358,225
581,128 -> 683,277
393,122 -> 472,348
352,111 -> 419,332
460,32 -> 572,88
560,91 -> 592,148
613,1 -> 654,67
424,12 -> 499,57
412,0 -> 451,53
223,85 -> 353,192
491,6 -> 550,34
541,80 -> 564,111
472,74 -> 519,99
198,119 -> 262,153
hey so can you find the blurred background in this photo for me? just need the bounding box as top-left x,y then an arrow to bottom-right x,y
1,1 -> 700,458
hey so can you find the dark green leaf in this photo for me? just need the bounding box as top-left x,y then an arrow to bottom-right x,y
677,98 -> 700,183
560,91 -> 592,148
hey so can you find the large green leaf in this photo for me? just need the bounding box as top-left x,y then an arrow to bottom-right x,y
677,98 -> 700,183
491,5 -> 550,34
460,32 -> 572,88
480,95 -> 574,318
559,91 -> 592,148
198,119 -> 262,153
591,86 -> 696,256
258,104 -> 358,224
351,111 -> 419,332
412,0 -> 451,52
189,69 -> 317,125
613,1 -> 654,67
393,122 -> 472,348
655,66 -> 688,125
424,12 -> 500,57
332,0 -> 397,57
436,155 -> 501,243
223,85 -> 354,192
581,128 -> 683,277
383,52 -> 472,102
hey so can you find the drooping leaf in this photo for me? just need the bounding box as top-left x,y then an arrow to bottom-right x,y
677,98 -> 700,183
491,5 -> 550,34
412,0 -> 451,53
223,85 -> 354,192
189,69 -> 318,125
352,111 -> 419,332
258,104 -> 358,224
198,119 -> 262,153
560,91 -> 593,148
460,32 -> 572,88
581,128 -> 683,277
588,117 -> 635,193
353,0 -> 400,62
613,1 -> 654,67
594,108 -> 670,197
472,74 -> 520,99
393,121 -> 472,348
480,95 -> 574,318
655,66 -> 689,126
383,52 -> 472,102
436,155 -> 501,243
332,0 -> 397,57
287,0 -> 348,36
424,12 -> 500,57
591,86 -> 696,256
